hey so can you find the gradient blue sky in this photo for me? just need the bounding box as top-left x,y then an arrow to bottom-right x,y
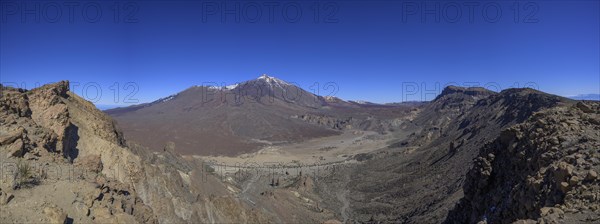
1,0 -> 598,106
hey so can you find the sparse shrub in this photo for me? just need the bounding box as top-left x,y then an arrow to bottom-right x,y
14,160 -> 38,189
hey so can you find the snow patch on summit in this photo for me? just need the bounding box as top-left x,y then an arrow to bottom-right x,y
225,84 -> 239,90
257,74 -> 291,89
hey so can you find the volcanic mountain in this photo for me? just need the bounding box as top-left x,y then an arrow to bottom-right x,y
106,75 -> 416,156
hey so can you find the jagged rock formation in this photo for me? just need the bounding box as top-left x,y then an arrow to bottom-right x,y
446,102 -> 600,223
0,82 -> 272,223
316,86 -> 578,223
1,82 -> 156,223
292,109 -> 416,134
292,114 -> 355,130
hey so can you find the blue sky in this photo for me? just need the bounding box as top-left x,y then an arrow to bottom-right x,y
1,0 -> 598,106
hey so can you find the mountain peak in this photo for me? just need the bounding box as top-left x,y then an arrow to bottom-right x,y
255,74 -> 290,86
434,85 -> 495,101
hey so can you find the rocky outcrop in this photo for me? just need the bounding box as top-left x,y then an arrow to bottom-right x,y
0,127 -> 26,158
329,86 -> 579,223
1,81 -> 271,223
84,176 -> 157,224
0,85 -> 31,117
293,114 -> 355,130
27,81 -> 77,159
0,81 -> 113,162
446,102 -> 600,223
434,85 -> 495,101
293,112 -> 410,134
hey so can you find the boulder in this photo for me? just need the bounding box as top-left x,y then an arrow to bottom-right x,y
0,128 -> 24,145
5,138 -> 24,158
559,182 -> 570,193
586,170 -> 598,181
540,207 -> 551,216
554,162 -> 573,181
43,205 -> 68,224
569,176 -> 580,185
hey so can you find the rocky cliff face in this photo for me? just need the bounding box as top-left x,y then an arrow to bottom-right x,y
292,111 -> 414,134
446,102 -> 600,224
0,82 -> 271,223
320,86 -> 578,223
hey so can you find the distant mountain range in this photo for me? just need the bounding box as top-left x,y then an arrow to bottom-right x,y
106,75 -> 416,155
98,89 -> 599,111
569,93 -> 600,101
105,75 -> 597,156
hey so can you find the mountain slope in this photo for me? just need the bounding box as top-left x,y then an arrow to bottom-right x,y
106,75 -> 340,156
106,75 -> 416,156
316,86 -> 576,223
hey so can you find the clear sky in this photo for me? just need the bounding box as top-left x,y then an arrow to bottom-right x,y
1,0 -> 598,106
